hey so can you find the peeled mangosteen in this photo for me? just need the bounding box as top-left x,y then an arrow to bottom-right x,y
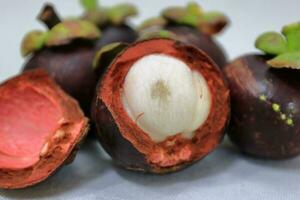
138,2 -> 229,68
224,22 -> 300,159
80,0 -> 138,48
93,38 -> 230,173
0,69 -> 88,189
22,4 -> 101,114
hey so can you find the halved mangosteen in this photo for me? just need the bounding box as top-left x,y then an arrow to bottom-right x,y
0,69 -> 88,189
94,39 -> 230,173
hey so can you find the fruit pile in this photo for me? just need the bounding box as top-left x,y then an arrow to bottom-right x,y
0,0 -> 299,189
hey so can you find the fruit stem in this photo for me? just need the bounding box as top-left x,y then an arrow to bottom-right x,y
38,4 -> 61,29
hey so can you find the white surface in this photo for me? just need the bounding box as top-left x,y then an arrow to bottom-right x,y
0,0 -> 300,200
122,54 -> 210,142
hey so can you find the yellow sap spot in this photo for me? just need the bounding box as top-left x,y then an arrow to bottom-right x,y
259,95 -> 267,101
272,103 -> 280,112
286,118 -> 294,126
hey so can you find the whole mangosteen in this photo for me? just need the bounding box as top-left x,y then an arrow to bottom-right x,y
93,38 -> 230,173
21,4 -> 101,114
224,22 -> 300,159
138,2 -> 229,68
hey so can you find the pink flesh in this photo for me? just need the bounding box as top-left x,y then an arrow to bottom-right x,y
0,88 -> 61,169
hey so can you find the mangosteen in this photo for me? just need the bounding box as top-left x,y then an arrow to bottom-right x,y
80,0 -> 138,48
21,4 -> 101,114
138,2 -> 229,68
0,69 -> 88,189
224,22 -> 300,159
93,38 -> 230,173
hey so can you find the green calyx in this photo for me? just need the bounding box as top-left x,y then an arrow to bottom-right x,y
21,31 -> 48,56
93,42 -> 127,71
21,20 -> 100,56
46,20 -> 100,46
81,0 -> 138,26
161,2 -> 228,35
255,22 -> 300,69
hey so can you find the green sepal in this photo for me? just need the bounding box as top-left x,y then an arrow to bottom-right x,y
162,6 -> 200,27
138,30 -> 179,41
82,8 -> 108,27
80,0 -> 99,11
199,11 -> 228,35
138,17 -> 168,31
282,22 -> 300,51
45,20 -> 101,46
161,2 -> 227,35
255,21 -> 300,68
21,31 -> 48,57
267,52 -> 300,69
93,42 -> 128,70
107,4 -> 138,25
255,32 -> 288,55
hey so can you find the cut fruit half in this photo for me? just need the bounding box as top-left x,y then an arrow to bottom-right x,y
0,69 -> 88,189
95,39 -> 230,173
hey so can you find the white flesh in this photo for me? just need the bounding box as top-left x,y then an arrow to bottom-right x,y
122,54 -> 211,142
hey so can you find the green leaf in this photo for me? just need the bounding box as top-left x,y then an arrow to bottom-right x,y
46,20 -> 101,46
107,4 -> 138,25
267,52 -> 300,69
21,31 -> 47,56
282,22 -> 300,51
93,42 -> 127,70
255,32 -> 288,55
80,0 -> 99,11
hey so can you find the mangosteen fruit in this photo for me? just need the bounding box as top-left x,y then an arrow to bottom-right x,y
138,2 -> 229,68
93,38 -> 230,173
224,22 -> 300,159
80,0 -> 138,48
0,69 -> 88,189
21,4 -> 101,114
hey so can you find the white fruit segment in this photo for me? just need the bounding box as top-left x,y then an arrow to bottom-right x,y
122,54 -> 211,142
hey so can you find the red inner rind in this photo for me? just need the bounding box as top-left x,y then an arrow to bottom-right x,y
0,88 -> 61,169
99,39 -> 230,169
0,69 -> 88,189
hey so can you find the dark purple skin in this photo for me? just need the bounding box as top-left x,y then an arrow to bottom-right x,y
224,54 -> 300,159
95,100 -> 191,174
165,24 -> 227,68
23,40 -> 97,114
95,100 -> 151,171
95,24 -> 137,49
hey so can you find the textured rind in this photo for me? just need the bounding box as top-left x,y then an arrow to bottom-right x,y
94,39 -> 230,173
165,25 -> 227,68
224,54 -> 300,159
0,69 -> 88,189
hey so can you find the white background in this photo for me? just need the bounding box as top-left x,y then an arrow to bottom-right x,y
0,0 -> 300,200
